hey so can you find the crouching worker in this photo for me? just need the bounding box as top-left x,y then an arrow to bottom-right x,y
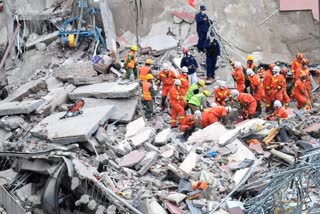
60,99 -> 85,119
180,110 -> 202,139
142,74 -> 156,119
266,100 -> 288,123
231,90 -> 257,119
188,90 -> 211,113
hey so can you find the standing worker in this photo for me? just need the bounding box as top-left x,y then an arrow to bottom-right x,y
123,45 -> 138,80
291,53 -> 303,82
188,90 -> 211,113
300,59 -> 311,96
204,33 -> 221,81
292,74 -> 311,110
180,48 -> 199,85
264,64 -> 275,112
179,110 -> 201,139
139,59 -> 153,82
316,68 -> 320,86
271,66 -> 287,107
169,79 -> 186,128
184,80 -> 205,102
214,80 -> 231,106
247,69 -> 264,114
246,55 -> 257,72
232,61 -> 246,93
195,5 -> 210,52
157,63 -> 176,111
141,74 -> 156,119
178,66 -> 189,96
231,90 -> 257,119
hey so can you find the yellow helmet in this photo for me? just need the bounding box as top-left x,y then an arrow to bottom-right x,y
146,74 -> 154,80
203,90 -> 210,97
247,55 -> 254,61
131,45 -> 138,51
145,59 -> 153,65
198,79 -> 205,87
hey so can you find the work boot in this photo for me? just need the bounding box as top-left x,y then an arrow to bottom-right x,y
161,96 -> 166,111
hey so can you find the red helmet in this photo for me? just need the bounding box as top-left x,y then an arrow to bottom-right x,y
182,47 -> 189,54
297,53 -> 303,60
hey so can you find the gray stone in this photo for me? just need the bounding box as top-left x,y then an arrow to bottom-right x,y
0,169 -> 17,185
140,35 -> 178,52
125,117 -> 146,138
0,128 -> 12,142
35,42 -> 47,51
138,198 -> 167,214
30,106 -> 114,144
15,183 -> 34,202
118,150 -> 146,167
45,77 -> 63,92
179,151 -> 198,174
81,98 -> 138,122
55,62 -> 98,83
129,127 -> 156,147
0,100 -> 44,116
69,81 -> 139,99
0,116 -> 25,129
106,205 -> 116,214
188,123 -> 228,144
68,76 -> 103,86
137,151 -> 158,176
165,193 -> 187,204
95,127 -> 110,144
25,31 -> 59,50
154,128 -> 171,146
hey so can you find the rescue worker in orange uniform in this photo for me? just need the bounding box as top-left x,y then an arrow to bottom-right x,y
141,74 -> 156,119
214,80 -> 231,106
271,66 -> 287,108
246,55 -> 257,72
169,79 -> 186,128
232,61 -> 245,93
263,64 -> 275,112
316,68 -> 320,86
201,104 -> 231,128
139,59 -> 153,82
157,63 -> 177,111
268,100 -> 288,121
231,90 -> 257,119
61,99 -> 85,119
247,69 -> 264,114
292,74 -> 311,109
123,45 -> 138,79
279,67 -> 291,108
300,59 -> 311,96
177,66 -> 189,96
180,110 -> 201,139
291,53 -> 303,82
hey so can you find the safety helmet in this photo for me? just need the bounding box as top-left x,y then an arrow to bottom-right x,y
274,100 -> 282,108
163,63 -> 169,71
211,102 -> 217,107
146,74 -> 154,80
131,45 -> 138,51
269,64 -> 276,69
198,79 -> 205,87
234,61 -> 242,68
231,90 -> 239,100
301,58 -> 309,65
226,106 -> 232,113
219,80 -> 226,89
297,53 -> 303,60
194,110 -> 202,119
246,69 -> 254,77
182,47 -> 189,54
181,66 -> 188,73
145,59 -> 153,65
272,66 -> 280,75
203,90 -> 210,97
247,55 -> 254,61
200,5 -> 206,11
174,79 -> 181,86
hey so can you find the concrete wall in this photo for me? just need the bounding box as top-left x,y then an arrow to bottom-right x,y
280,0 -> 320,21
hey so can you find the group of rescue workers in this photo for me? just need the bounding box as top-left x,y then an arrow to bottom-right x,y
121,5 -> 319,140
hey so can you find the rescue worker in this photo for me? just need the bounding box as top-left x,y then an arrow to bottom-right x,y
316,68 -> 320,86
267,100 -> 288,121
169,79 -> 186,128
291,53 -> 303,82
180,110 -> 201,139
157,63 -> 176,111
300,59 -> 311,96
264,64 -> 275,112
188,90 -> 211,113
195,5 -> 210,52
142,74 -> 156,119
247,69 -> 264,114
180,48 -> 199,85
201,105 -> 231,128
177,66 -> 189,96
60,99 -> 84,119
279,67 -> 291,108
214,80 -> 231,106
204,32 -> 220,81
232,61 -> 245,93
231,90 -> 257,119
246,55 -> 257,72
292,74 -> 311,110
271,66 -> 287,108
123,45 -> 138,79
184,80 -> 205,102
139,59 -> 153,81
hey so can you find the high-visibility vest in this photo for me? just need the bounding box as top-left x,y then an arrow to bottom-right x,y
125,51 -> 136,69
185,83 -> 199,101
188,93 -> 204,107
142,82 -> 152,101
139,66 -> 151,81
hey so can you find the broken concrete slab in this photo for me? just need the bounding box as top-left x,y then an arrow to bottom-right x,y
25,31 -> 59,50
179,151 -> 198,174
30,106 -> 114,144
188,122 -> 228,144
137,151 -> 158,176
138,198 -> 168,214
140,35 -> 178,52
0,100 -> 44,116
0,116 -> 25,130
154,128 -> 172,146
228,139 -> 256,162
45,77 -> 63,92
172,5 -> 196,23
125,117 -> 146,138
69,81 -> 139,99
68,76 -> 103,86
118,150 -> 146,167
80,98 -> 138,122
0,169 -> 17,185
55,62 -> 98,83
129,127 -> 156,147
165,193 -> 187,204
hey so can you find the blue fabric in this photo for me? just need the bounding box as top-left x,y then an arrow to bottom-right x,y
180,55 -> 199,75
206,56 -> 218,78
200,5 -> 206,11
197,32 -> 207,50
204,38 -> 221,57
195,12 -> 210,33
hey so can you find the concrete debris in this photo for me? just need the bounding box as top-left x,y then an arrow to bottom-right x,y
118,150 -> 146,167
137,151 -> 158,176
35,43 -> 47,51
165,193 -> 187,204
179,151 -> 198,174
154,128 -> 172,146
129,127 -> 156,147
172,5 -> 196,23
0,100 -> 44,116
45,77 -> 63,92
25,31 -> 59,50
125,117 -> 146,138
55,62 -> 98,83
140,35 -> 178,52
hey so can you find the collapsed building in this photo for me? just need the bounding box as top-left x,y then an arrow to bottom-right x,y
0,0 -> 319,213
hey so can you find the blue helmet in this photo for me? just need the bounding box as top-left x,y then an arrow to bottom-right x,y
200,5 -> 206,11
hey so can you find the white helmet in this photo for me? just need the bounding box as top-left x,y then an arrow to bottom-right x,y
211,102 -> 217,107
246,69 -> 254,76
181,66 -> 188,74
274,100 -> 282,108
194,110 -> 202,119
231,90 -> 239,100
219,80 -> 226,89
174,79 -> 181,86
234,61 -> 242,68
226,106 -> 232,113
163,63 -> 169,71
272,66 -> 280,75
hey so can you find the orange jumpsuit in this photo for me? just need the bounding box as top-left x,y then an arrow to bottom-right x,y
158,69 -> 176,97
214,87 -> 231,106
291,59 -> 302,82
317,69 -> 320,86
70,100 -> 84,112
169,86 -> 186,127
177,73 -> 189,96
180,114 -> 196,132
248,73 -> 265,101
232,67 -> 245,92
263,69 -> 273,109
271,74 -> 287,103
238,93 -> 257,117
279,73 -> 291,107
246,63 -> 256,71
201,106 -> 227,128
292,79 -> 309,109
274,107 -> 289,119
300,67 -> 311,96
